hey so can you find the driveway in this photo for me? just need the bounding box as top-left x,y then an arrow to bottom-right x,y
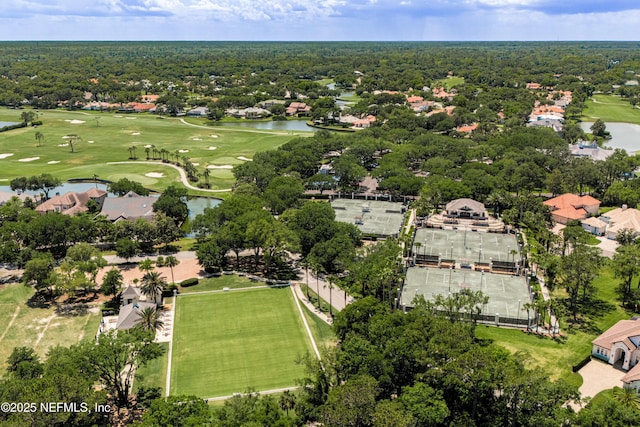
577,359 -> 624,404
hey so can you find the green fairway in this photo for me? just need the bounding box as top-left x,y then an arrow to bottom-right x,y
0,283 -> 100,377
436,76 -> 465,91
179,274 -> 264,294
583,94 -> 640,125
0,108 -> 302,192
170,287 -> 313,398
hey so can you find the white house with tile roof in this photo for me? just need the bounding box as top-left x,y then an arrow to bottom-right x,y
592,318 -> 640,373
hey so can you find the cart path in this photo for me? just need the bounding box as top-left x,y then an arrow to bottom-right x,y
106,161 -> 232,193
204,386 -> 300,402
0,306 -> 20,343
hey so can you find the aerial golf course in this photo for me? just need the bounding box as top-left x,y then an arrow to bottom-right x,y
0,108 -> 305,194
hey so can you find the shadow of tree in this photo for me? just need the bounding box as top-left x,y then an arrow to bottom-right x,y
26,291 -> 54,309
562,297 -> 617,335
55,303 -> 89,317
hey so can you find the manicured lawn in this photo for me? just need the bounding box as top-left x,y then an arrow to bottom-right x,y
0,108 -> 300,192
0,283 -> 100,377
583,94 -> 640,125
436,76 -> 465,90
476,263 -> 638,389
170,287 -> 313,398
179,274 -> 263,294
299,302 -> 336,354
135,342 -> 170,395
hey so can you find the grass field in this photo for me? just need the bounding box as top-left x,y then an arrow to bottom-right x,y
135,342 -> 170,395
476,263 -> 638,388
436,76 -> 465,91
0,108 -> 302,192
0,283 -> 100,376
170,287 -> 313,398
178,274 -> 263,294
583,94 -> 640,125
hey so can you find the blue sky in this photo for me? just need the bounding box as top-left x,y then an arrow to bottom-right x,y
1,0 -> 638,41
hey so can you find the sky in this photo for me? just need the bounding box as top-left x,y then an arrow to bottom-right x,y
0,0 -> 639,41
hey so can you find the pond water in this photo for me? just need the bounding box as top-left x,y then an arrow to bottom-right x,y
580,122 -> 640,153
0,121 -> 20,128
218,120 -> 315,132
0,182 -> 219,222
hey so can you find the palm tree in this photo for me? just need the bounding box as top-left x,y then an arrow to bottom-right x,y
163,255 -> 180,284
613,386 -> 640,409
138,258 -> 155,274
145,146 -> 151,160
67,134 -> 80,153
136,306 -> 165,332
202,168 -> 210,189
140,271 -> 167,306
35,131 -> 44,147
160,148 -> 169,162
174,150 -> 180,165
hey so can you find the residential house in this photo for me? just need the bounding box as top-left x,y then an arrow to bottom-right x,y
456,123 -> 478,134
581,216 -> 608,236
600,206 -> 640,240
259,99 -> 286,109
35,188 -> 107,216
543,193 -> 600,224
186,106 -> 209,117
100,191 -> 157,222
141,94 -> 160,103
526,82 -> 542,90
569,141 -> 613,161
285,102 -> 311,117
0,190 -> 34,206
445,198 -> 487,219
592,318 -> 640,390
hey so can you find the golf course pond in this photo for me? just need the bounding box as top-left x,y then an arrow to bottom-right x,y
580,122 -> 640,153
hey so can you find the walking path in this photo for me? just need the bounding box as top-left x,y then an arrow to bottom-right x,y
203,386 -> 300,402
164,293 -> 176,397
0,306 -> 20,343
107,161 -> 232,193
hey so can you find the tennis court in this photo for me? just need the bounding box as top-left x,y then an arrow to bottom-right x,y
413,228 -> 522,264
400,267 -> 532,324
331,199 -> 406,237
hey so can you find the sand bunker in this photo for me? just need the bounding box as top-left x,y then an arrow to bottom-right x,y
207,165 -> 234,169
18,157 -> 40,162
144,144 -> 153,148
62,136 -> 70,139
125,117 -> 137,120
88,141 -> 95,144
145,172 -> 164,178
210,134 -> 219,138
0,153 -> 14,159
192,163 -> 200,166
131,132 -> 141,136
208,146 -> 217,150
57,143 -> 69,147
114,115 -> 123,118
237,156 -> 252,161
192,137 -> 202,141
47,161 -> 60,164
178,149 -> 189,153
65,119 -> 86,124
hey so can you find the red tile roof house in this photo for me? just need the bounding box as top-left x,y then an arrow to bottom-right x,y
35,188 -> 107,216
285,102 -> 311,117
592,318 -> 640,390
543,193 -> 600,225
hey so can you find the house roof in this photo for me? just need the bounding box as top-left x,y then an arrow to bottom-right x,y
581,217 -> 607,229
116,301 -> 156,330
552,207 -> 587,221
35,190 -> 104,216
622,362 -> 640,384
445,198 -> 486,214
122,285 -> 141,300
543,194 -> 601,211
602,207 -> 640,234
592,319 -> 640,351
100,192 -> 157,222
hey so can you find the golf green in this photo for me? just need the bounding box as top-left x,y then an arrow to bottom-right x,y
170,287 -> 312,398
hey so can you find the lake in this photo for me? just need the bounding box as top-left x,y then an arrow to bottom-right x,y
218,120 -> 315,132
580,122 -> 640,153
0,121 -> 20,128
